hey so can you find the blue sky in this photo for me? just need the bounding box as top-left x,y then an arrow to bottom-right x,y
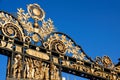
0,0 -> 120,80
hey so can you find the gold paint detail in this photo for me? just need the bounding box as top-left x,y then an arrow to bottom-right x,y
7,28 -> 14,35
32,33 -> 40,42
102,56 -> 112,67
53,57 -> 58,64
12,54 -> 22,79
0,40 -> 7,47
43,33 -> 88,61
26,49 -> 49,60
0,41 -> 12,50
15,45 -> 22,53
17,5 -> 55,40
0,12 -> 24,40
36,47 -> 40,51
33,8 -> 41,16
27,4 -> 45,21
6,43 -> 13,50
24,36 -> 31,43
115,65 -> 120,72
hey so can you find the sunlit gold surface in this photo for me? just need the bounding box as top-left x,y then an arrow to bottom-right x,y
26,49 -> 49,60
33,8 -> 41,16
32,34 -> 39,42
7,28 -> 14,35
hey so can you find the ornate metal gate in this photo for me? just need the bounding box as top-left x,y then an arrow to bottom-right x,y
0,3 -> 120,80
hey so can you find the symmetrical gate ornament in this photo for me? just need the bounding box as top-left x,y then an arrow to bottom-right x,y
0,3 -> 120,80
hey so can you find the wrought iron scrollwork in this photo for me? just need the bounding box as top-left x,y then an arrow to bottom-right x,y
0,11 -> 24,41
95,56 -> 114,69
43,32 -> 93,62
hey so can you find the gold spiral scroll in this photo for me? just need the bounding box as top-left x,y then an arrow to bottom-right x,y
51,40 -> 66,54
2,22 -> 23,41
0,12 -> 24,41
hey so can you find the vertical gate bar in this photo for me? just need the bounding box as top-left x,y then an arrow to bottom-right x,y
9,38 -> 15,79
49,52 -> 52,80
21,46 -> 25,79
9,52 -> 14,78
59,54 -> 62,80
6,57 -> 10,79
